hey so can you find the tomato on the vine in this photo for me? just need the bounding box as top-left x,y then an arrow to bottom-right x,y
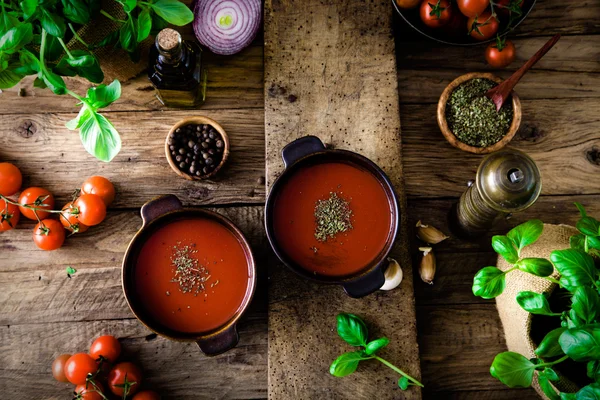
456,0 -> 489,18
33,219 -> 65,251
60,202 -> 89,233
468,11 -> 499,40
485,38 -> 516,68
65,353 -> 98,385
133,391 -> 161,400
108,362 -> 143,397
51,354 -> 71,383
420,0 -> 453,28
496,0 -> 523,16
90,335 -> 121,363
74,194 -> 106,227
18,187 -> 55,220
75,382 -> 105,400
0,162 -> 22,196
0,200 -> 20,232
81,176 -> 115,206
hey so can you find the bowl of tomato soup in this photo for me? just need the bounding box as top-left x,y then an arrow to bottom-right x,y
122,195 -> 256,356
265,136 -> 399,298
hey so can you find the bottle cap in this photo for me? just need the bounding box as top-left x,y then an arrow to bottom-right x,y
156,28 -> 182,54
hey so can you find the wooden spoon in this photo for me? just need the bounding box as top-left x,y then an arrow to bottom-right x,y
486,34 -> 561,111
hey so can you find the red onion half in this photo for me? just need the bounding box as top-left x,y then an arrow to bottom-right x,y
193,0 -> 262,55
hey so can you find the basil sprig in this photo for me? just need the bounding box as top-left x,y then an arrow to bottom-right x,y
330,313 -> 423,391
473,204 -> 600,398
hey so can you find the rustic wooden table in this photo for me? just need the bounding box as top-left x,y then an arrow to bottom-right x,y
0,0 -> 598,399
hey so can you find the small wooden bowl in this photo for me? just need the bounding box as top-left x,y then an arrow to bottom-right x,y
165,116 -> 230,180
437,72 -> 522,154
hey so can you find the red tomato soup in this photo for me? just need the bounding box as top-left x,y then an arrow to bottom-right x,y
134,218 -> 251,333
273,162 -> 393,277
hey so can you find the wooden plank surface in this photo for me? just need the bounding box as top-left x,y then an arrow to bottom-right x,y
264,0 -> 421,398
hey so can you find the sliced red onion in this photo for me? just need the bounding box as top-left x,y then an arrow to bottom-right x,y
193,0 -> 261,56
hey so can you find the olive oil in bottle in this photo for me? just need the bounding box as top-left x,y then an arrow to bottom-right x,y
148,28 -> 207,108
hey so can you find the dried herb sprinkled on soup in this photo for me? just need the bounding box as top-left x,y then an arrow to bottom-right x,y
170,243 -> 214,295
314,192 -> 353,242
445,78 -> 513,147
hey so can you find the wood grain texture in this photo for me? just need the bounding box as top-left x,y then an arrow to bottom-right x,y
264,0 -> 420,398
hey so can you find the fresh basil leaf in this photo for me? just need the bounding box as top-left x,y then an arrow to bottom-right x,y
575,382 -> 600,399
490,352 -> 536,388
578,217 -> 600,237
56,50 -> 103,83
551,249 -> 597,291
516,291 -> 556,316
41,70 -> 67,94
492,235 -> 519,264
76,108 -> 122,162
516,258 -> 554,277
86,80 -> 121,109
538,373 -> 560,400
94,30 -> 119,48
66,53 -> 94,67
39,8 -> 66,37
559,326 -> 600,362
66,266 -> 77,275
536,327 -> 567,358
560,393 -> 576,400
576,203 -> 588,218
572,234 -> 587,252
573,287 -> 600,325
542,367 -> 559,382
43,34 -> 63,61
336,313 -> 368,347
119,17 -> 136,53
570,309 -> 586,329
472,266 -> 506,299
66,106 -> 90,130
398,376 -> 409,390
589,236 -> 600,251
588,361 -> 600,382
150,12 -> 169,35
364,337 -> 389,356
61,0 -> 91,25
329,351 -> 368,377
20,0 -> 38,18
507,220 -> 544,253
33,76 -> 47,88
0,68 -> 23,88
0,10 -> 20,35
0,23 -> 33,54
150,0 -> 193,26
116,0 -> 136,12
12,50 -> 39,75
137,8 -> 152,43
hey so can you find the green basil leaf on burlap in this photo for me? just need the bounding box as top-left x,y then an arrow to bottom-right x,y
398,376 -> 409,390
76,108 -> 121,162
119,17 -> 137,53
39,8 -> 66,37
472,266 -> 506,299
490,352 -> 536,388
536,327 -> 567,358
150,0 -> 193,26
86,80 -> 121,109
61,0 -> 90,24
137,8 -> 152,43
0,68 -> 23,89
516,291 -> 557,316
492,235 -> 519,264
551,249 -> 597,291
572,234 -> 587,252
578,217 -> 600,237
364,337 -> 389,356
507,220 -> 544,254
588,361 -> 600,382
538,373 -> 560,400
329,351 -> 368,377
336,313 -> 368,347
574,382 -> 600,399
66,53 -> 94,68
0,23 -> 33,54
516,258 -> 554,277
41,69 -> 67,94
573,287 -> 600,325
68,50 -> 103,83
559,326 -> 600,362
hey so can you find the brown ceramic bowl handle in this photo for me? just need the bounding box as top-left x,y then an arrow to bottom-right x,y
342,263 -> 386,298
196,325 -> 239,356
281,136 -> 325,168
140,195 -> 183,227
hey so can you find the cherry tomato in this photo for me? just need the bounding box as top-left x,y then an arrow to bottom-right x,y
51,354 -> 71,383
18,187 -> 55,220
496,0 -> 523,16
468,11 -> 499,40
90,335 -> 121,363
33,219 -> 65,251
81,176 -> 115,206
420,0 -> 453,28
456,0 -> 489,18
0,162 -> 22,196
485,39 -> 516,68
65,353 -> 98,385
133,391 -> 161,400
75,382 -> 105,400
395,0 -> 421,9
0,200 -> 20,232
74,194 -> 106,226
109,362 -> 143,397
60,202 -> 89,233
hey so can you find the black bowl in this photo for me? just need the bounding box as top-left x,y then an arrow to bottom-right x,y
392,0 -> 536,46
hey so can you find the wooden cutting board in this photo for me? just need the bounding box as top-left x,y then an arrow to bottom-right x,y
264,0 -> 422,399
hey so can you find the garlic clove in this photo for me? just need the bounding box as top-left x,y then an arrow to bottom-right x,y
380,258 -> 403,291
418,246 -> 436,285
416,220 -> 449,245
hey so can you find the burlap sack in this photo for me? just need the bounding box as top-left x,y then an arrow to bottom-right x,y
67,0 -> 152,83
496,223 -> 580,399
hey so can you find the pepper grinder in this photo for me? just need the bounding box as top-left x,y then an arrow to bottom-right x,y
449,148 -> 542,238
